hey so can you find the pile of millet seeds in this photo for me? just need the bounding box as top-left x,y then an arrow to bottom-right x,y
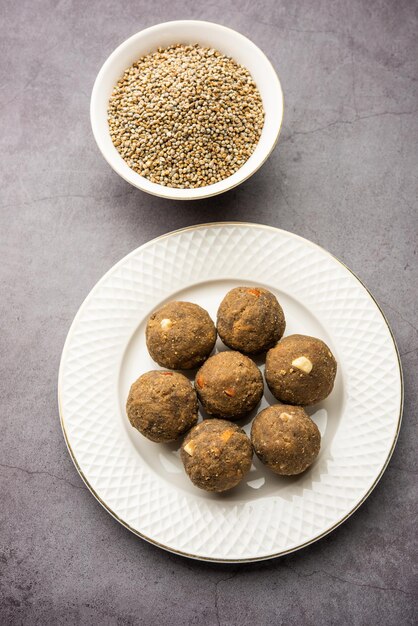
108,44 -> 264,188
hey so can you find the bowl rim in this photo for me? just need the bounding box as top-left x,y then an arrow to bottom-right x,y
90,20 -> 284,201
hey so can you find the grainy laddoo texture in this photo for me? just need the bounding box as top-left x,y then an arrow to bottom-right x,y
126,370 -> 198,442
181,419 -> 253,492
251,404 -> 321,475
265,334 -> 337,405
146,301 -> 216,370
108,44 -> 264,188
217,286 -> 286,353
195,350 -> 263,419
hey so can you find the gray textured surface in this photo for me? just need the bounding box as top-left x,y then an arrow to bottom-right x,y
1,0 -> 417,624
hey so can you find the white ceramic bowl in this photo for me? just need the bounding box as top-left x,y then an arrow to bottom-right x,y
90,21 -> 284,200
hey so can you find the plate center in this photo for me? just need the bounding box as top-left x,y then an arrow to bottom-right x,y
118,279 -> 344,502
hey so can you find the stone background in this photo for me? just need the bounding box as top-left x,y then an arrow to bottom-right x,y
1,0 -> 417,623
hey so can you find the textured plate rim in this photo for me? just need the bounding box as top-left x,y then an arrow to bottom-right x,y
57,222 -> 404,563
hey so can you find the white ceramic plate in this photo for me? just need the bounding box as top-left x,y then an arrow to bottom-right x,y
58,223 -> 403,562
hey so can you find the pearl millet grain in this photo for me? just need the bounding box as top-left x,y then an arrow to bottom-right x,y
107,44 -> 264,188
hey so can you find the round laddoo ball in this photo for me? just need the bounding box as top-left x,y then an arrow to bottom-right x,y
251,404 -> 321,475
217,286 -> 286,354
195,351 -> 263,420
265,334 -> 337,405
181,419 -> 253,492
126,370 -> 198,442
146,301 -> 216,370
